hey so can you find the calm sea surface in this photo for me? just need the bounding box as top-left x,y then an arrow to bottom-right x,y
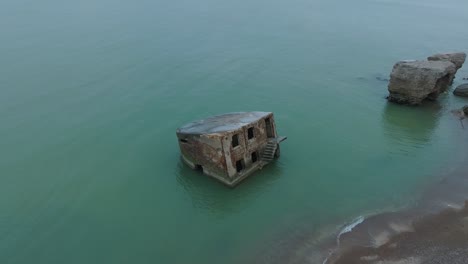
1,0 -> 468,263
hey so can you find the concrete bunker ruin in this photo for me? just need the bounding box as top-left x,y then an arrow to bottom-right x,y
176,112 -> 287,187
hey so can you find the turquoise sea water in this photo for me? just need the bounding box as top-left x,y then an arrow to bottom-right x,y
1,0 -> 468,263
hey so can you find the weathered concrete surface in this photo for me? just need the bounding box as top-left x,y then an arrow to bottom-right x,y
428,52 -> 466,84
178,112 -> 271,134
428,52 -> 466,70
177,112 -> 285,187
387,60 -> 456,105
453,84 -> 468,97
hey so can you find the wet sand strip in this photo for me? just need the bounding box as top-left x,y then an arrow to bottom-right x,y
332,201 -> 468,264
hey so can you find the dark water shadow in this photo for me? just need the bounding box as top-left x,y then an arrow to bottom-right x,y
175,158 -> 282,216
381,102 -> 442,150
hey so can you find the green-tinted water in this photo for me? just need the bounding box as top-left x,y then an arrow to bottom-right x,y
1,0 -> 468,263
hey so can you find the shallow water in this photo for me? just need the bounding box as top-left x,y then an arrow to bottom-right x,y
1,0 -> 468,263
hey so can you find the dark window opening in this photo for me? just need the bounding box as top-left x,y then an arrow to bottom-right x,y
236,159 -> 244,173
247,127 -> 254,140
251,152 -> 258,163
195,164 -> 204,173
265,118 -> 274,138
232,134 -> 239,148
180,139 -> 188,143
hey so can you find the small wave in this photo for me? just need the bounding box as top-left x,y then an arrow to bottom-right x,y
322,216 -> 365,264
336,216 -> 365,246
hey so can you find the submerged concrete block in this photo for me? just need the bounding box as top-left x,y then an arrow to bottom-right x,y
428,52 -> 466,71
176,112 -> 286,187
387,60 -> 456,105
428,52 -> 466,84
453,84 -> 468,97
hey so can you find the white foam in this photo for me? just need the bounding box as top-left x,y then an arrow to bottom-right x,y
337,216 -> 365,246
322,216 -> 365,264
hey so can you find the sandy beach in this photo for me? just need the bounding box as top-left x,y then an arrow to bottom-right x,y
333,202 -> 468,264
324,118 -> 468,264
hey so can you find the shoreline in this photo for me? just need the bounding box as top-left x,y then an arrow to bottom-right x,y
330,202 -> 468,264
322,114 -> 468,264
247,108 -> 468,264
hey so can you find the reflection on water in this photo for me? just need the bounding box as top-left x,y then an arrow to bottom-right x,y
176,158 -> 282,215
356,73 -> 390,83
381,102 -> 441,151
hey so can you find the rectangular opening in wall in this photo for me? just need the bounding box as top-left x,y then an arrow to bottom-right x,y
180,139 -> 188,143
236,159 -> 244,173
232,134 -> 239,148
247,127 -> 254,140
251,152 -> 258,163
195,164 -> 203,173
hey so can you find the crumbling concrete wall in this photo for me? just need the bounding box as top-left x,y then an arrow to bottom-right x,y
177,112 -> 279,186
222,114 -> 275,179
176,133 -> 227,180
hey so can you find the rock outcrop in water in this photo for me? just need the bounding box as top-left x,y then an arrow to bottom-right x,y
463,105 -> 468,115
387,60 -> 456,105
454,84 -> 468,97
387,52 -> 466,105
428,52 -> 466,71
428,52 -> 467,84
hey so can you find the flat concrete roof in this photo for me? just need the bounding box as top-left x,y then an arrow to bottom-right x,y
177,112 -> 272,135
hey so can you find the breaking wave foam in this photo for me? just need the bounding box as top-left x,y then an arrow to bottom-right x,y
322,216 -> 365,264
